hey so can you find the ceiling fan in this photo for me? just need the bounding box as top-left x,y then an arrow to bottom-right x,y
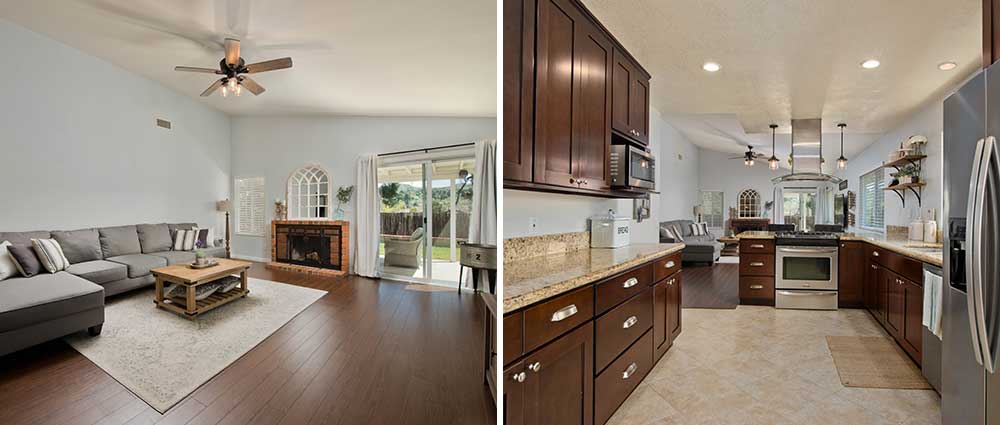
174,38 -> 292,97
729,145 -> 768,166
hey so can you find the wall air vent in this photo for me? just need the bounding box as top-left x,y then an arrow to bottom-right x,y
156,118 -> 171,129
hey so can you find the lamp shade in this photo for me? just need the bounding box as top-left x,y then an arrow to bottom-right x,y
693,205 -> 704,216
216,199 -> 231,212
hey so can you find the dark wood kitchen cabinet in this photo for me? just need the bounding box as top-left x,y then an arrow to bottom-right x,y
986,0 -> 1000,68
864,259 -> 880,315
885,270 -> 905,337
652,266 -> 681,360
838,241 -> 865,308
863,243 -> 925,365
503,0 -> 651,198
503,0 -> 534,182
504,362 -> 525,425
611,49 -> 650,145
903,278 -> 924,363
521,323 -> 594,425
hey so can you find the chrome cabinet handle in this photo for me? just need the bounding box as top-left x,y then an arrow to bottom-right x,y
622,362 -> 638,379
750,262 -> 764,267
749,284 -> 763,290
667,278 -> 675,286
664,260 -> 675,269
528,362 -> 541,372
623,277 -> 639,288
872,251 -> 879,257
550,304 -> 578,322
622,316 -> 638,329
750,244 -> 764,249
513,371 -> 526,382
871,264 -> 877,269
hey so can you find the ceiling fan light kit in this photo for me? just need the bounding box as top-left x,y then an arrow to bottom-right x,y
175,38 -> 293,98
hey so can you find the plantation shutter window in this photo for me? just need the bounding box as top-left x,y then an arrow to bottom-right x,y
236,177 -> 266,236
859,168 -> 885,230
701,191 -> 724,228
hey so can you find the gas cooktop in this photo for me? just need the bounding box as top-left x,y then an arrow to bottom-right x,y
774,231 -> 840,246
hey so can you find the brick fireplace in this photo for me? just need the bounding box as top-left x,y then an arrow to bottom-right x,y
269,220 -> 350,276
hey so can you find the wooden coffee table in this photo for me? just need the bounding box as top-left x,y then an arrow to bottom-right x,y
151,258 -> 252,319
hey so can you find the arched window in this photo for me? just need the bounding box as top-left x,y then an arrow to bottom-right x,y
738,189 -> 761,218
287,165 -> 331,219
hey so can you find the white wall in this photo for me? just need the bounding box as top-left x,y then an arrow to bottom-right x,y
837,99 -> 944,230
0,19 -> 231,232
503,106 -> 701,243
229,116 -> 496,261
696,148 -> 785,229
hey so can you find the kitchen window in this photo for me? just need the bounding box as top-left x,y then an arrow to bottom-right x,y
859,168 -> 885,231
701,191 -> 724,228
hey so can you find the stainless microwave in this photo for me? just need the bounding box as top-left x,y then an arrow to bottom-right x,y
610,144 -> 655,190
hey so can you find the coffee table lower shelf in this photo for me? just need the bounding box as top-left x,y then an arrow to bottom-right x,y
156,288 -> 249,318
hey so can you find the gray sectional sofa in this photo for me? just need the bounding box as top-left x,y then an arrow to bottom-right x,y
659,219 -> 723,264
0,223 -> 226,357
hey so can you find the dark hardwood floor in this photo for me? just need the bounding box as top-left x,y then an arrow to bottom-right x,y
681,261 -> 739,309
0,263 -> 496,425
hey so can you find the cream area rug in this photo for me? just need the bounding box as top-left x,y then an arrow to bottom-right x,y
64,278 -> 326,413
826,336 -> 932,389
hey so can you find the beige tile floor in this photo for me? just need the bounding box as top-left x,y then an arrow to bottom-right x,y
608,306 -> 941,425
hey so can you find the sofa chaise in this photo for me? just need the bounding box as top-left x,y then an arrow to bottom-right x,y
0,223 -> 226,357
659,219 -> 723,264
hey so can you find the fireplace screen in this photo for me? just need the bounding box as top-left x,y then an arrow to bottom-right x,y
275,224 -> 342,271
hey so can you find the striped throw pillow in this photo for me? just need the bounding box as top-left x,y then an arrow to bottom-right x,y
31,238 -> 71,273
671,225 -> 685,242
172,229 -> 197,251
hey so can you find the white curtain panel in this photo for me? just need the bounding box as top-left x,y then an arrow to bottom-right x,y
467,139 -> 497,288
355,154 -> 382,278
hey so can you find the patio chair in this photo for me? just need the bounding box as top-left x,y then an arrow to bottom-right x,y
384,227 -> 425,268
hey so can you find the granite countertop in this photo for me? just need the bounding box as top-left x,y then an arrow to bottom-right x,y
734,231 -> 943,267
503,243 -> 685,312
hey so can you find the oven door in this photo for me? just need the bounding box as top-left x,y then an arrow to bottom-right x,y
776,246 -> 838,290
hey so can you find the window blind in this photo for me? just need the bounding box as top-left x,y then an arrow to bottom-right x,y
236,177 -> 266,236
701,191 -> 724,228
859,169 -> 885,229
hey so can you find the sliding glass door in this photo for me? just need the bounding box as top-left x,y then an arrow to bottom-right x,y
377,151 -> 475,286
782,188 -> 818,231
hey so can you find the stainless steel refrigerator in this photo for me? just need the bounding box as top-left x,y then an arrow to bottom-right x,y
942,67 -> 1000,425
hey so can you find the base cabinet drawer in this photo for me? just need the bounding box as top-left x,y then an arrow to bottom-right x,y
652,252 -> 682,283
740,253 -> 775,276
595,288 -> 652,372
595,263 -> 652,314
739,239 -> 775,254
523,286 -> 594,353
739,276 -> 775,305
595,330 -> 652,425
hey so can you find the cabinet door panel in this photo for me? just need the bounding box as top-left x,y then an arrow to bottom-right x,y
523,322 -> 594,425
503,0 -> 535,182
533,0 -> 578,187
631,76 -> 649,144
667,272 -> 682,340
653,279 -> 669,360
504,362 -> 525,425
886,271 -> 904,336
572,22 -> 612,190
611,52 -> 632,136
838,242 -> 865,307
904,279 -> 923,364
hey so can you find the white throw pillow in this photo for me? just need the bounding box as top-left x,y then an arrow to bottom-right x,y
0,241 -> 18,281
31,238 -> 71,273
172,229 -> 197,251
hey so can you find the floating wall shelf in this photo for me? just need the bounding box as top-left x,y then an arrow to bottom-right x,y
881,152 -> 928,207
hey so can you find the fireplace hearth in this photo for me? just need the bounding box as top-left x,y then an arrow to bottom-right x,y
270,220 -> 350,276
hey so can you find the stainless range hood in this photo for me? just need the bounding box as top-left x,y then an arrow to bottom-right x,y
771,118 -> 843,184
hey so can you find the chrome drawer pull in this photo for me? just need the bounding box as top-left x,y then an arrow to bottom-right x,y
750,262 -> 764,267
749,284 -> 763,290
664,260 -> 676,269
550,304 -> 579,322
622,362 -> 638,379
528,362 -> 541,372
513,372 -> 526,382
622,316 -> 638,329
873,251 -> 880,257
668,278 -> 675,286
622,277 -> 639,288
750,244 -> 764,249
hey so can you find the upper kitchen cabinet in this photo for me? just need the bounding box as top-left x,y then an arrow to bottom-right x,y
503,0 -> 651,197
612,49 -> 650,145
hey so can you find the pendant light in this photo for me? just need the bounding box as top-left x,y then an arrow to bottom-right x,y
837,123 -> 848,169
768,124 -> 780,170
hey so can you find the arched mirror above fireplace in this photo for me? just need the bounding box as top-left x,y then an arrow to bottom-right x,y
287,165 -> 331,219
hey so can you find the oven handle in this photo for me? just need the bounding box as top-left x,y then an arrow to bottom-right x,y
776,290 -> 837,297
777,247 -> 838,254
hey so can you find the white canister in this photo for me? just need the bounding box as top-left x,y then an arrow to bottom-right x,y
909,220 -> 924,241
924,220 -> 938,243
590,209 -> 630,248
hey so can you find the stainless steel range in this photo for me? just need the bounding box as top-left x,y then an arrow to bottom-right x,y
774,231 -> 839,310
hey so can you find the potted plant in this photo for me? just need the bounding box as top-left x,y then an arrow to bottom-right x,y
335,185 -> 354,219
896,164 -> 919,184
194,240 -> 209,265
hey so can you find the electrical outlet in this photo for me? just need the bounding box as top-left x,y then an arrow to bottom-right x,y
528,217 -> 539,235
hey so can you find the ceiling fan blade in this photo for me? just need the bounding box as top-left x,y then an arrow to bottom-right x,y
175,66 -> 221,74
245,57 -> 293,73
200,79 -> 225,97
224,38 -> 241,67
239,77 -> 265,95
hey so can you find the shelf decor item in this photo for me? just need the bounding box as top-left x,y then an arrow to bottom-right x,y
907,135 -> 929,155
335,185 -> 354,220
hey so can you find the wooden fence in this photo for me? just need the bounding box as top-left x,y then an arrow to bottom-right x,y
381,212 -> 470,238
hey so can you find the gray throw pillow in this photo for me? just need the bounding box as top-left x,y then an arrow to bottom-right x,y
98,225 -> 142,258
137,224 -> 173,253
51,228 -> 102,263
7,244 -> 42,277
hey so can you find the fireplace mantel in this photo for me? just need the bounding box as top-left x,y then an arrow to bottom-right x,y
268,220 -> 350,276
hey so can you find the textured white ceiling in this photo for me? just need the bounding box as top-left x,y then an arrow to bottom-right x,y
0,0 -> 497,117
581,0 -> 979,153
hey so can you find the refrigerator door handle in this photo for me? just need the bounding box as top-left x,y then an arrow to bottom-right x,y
974,137 -> 995,373
980,136 -> 1000,373
967,137 -> 986,367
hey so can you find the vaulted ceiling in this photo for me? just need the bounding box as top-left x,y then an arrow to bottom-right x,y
581,0 -> 980,156
0,0 -> 497,117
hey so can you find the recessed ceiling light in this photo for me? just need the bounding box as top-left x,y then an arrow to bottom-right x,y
703,62 -> 721,72
938,61 -> 957,71
861,59 -> 881,69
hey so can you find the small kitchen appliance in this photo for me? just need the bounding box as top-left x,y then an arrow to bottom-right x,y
590,209 -> 630,248
610,142 -> 655,191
